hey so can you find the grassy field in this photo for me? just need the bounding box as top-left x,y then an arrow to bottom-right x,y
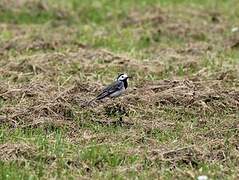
0,0 -> 238,179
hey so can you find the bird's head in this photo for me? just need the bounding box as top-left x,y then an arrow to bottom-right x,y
116,73 -> 129,81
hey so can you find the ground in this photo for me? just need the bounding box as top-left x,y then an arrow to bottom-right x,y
0,0 -> 239,179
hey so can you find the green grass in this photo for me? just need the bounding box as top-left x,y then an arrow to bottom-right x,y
0,0 -> 238,179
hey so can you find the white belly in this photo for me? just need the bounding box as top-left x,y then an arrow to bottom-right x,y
109,87 -> 125,98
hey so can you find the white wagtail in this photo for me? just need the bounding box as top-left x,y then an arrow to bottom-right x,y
88,73 -> 130,104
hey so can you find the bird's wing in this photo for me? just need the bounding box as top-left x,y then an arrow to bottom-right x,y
96,81 -> 123,100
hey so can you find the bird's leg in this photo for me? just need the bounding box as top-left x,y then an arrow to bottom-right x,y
116,100 -> 126,124
118,116 -> 123,125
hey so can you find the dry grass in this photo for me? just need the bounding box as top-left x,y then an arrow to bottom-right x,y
0,0 -> 239,179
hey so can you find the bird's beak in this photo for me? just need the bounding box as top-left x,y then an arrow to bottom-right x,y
127,76 -> 132,79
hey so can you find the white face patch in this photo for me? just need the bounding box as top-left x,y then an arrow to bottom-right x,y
117,74 -> 128,81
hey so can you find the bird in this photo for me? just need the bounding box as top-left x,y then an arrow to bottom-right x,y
88,73 -> 130,105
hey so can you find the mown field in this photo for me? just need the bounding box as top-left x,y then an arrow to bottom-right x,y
0,0 -> 238,179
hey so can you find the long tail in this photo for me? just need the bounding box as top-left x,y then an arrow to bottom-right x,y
87,97 -> 97,106
84,92 -> 108,107
80,97 -> 96,108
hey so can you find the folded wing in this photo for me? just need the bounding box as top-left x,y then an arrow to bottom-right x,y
96,81 -> 123,100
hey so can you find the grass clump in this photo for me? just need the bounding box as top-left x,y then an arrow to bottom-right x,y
0,0 -> 238,179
